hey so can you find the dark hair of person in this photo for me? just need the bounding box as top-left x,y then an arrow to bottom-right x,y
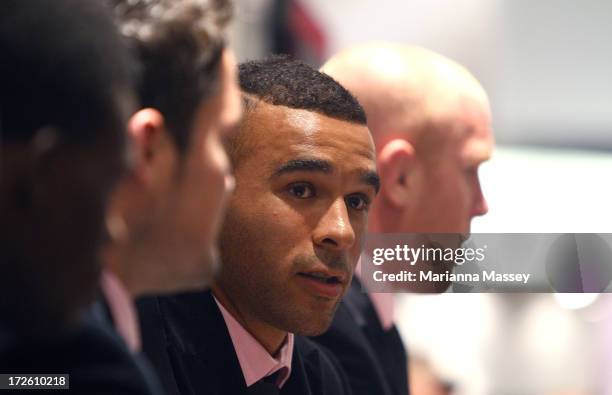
238,55 -> 367,125
0,0 -> 133,145
0,0 -> 135,334
109,0 -> 233,153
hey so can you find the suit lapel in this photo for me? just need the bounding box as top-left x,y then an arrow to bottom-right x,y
383,325 -> 408,395
345,277 -> 386,343
344,278 -> 406,395
349,278 -> 409,395
158,290 -> 247,394
281,339 -> 312,395
91,296 -> 164,395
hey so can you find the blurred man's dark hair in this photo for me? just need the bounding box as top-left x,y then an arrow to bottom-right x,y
109,0 -> 233,153
0,0 -> 134,335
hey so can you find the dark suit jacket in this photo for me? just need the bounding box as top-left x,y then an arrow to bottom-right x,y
0,318 -> 159,395
90,298 -> 165,395
311,277 -> 408,395
137,290 -> 352,395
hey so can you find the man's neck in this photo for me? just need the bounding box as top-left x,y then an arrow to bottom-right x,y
211,285 -> 287,355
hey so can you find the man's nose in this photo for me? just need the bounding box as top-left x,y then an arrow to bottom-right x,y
471,176 -> 488,218
313,198 -> 356,252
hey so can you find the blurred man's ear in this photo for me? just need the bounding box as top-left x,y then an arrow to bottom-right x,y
377,138 -> 415,208
126,108 -> 167,184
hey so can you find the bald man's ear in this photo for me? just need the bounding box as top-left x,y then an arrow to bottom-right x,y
377,139 -> 415,208
126,108 -> 167,185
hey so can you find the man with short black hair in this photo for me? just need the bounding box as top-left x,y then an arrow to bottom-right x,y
139,56 -> 379,395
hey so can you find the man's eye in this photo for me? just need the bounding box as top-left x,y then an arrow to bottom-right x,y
288,183 -> 315,199
346,194 -> 369,211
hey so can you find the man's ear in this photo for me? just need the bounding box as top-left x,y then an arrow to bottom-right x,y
377,139 -> 415,208
126,108 -> 166,184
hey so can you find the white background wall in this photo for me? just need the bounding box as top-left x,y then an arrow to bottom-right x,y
301,0 -> 612,148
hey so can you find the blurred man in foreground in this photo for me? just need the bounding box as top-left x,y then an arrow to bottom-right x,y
138,56 -> 379,395
312,43 -> 494,395
104,0 -> 242,297
99,0 -> 242,352
0,0 -> 147,392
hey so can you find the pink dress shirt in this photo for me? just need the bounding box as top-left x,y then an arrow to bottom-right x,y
214,297 -> 294,388
100,270 -> 141,352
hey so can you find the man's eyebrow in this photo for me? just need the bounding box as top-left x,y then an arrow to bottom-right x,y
361,170 -> 380,194
272,158 -> 332,178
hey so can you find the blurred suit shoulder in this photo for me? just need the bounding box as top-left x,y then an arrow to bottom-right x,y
0,319 -> 160,395
311,278 -> 408,395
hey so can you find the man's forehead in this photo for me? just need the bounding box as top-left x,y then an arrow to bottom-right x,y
461,101 -> 494,159
461,136 -> 493,166
416,107 -> 493,168
456,115 -> 494,167
284,109 -> 321,137
248,102 -> 375,155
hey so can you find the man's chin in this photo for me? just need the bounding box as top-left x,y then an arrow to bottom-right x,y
293,304 -> 339,336
291,318 -> 334,337
277,296 -> 338,336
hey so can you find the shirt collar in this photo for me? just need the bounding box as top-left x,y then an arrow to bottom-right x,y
100,269 -> 141,352
214,297 -> 294,388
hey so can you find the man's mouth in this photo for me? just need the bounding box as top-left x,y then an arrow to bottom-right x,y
296,270 -> 346,298
299,271 -> 343,284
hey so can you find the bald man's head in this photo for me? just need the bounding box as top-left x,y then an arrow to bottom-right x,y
322,43 -> 489,143
322,43 -> 494,234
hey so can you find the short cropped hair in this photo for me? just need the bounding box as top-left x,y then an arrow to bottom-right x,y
0,0 -> 133,145
109,0 -> 233,152
238,55 -> 367,125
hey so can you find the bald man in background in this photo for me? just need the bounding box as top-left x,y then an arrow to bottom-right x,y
312,43 -> 494,395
